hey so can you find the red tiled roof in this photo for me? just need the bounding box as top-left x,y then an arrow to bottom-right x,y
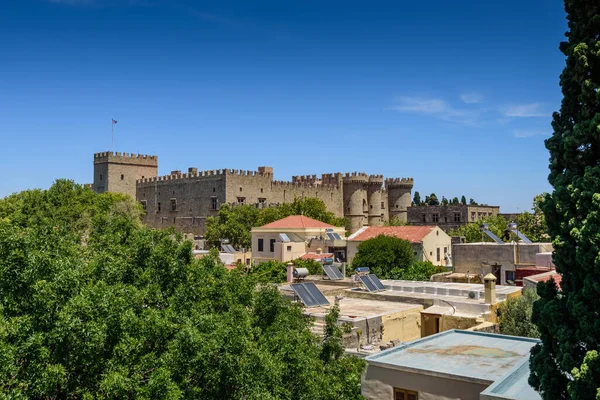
533,273 -> 562,287
259,215 -> 336,229
348,226 -> 437,243
300,252 -> 334,261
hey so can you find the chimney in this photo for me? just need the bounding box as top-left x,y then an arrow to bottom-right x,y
287,262 -> 294,283
484,273 -> 497,304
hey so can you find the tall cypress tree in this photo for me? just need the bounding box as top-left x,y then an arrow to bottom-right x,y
529,1 -> 600,398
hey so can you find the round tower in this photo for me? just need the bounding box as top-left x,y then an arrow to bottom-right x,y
367,175 -> 384,226
342,172 -> 368,233
385,177 -> 414,223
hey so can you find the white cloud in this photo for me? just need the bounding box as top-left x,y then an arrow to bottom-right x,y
389,96 -> 479,125
513,130 -> 548,138
502,103 -> 549,118
460,92 -> 483,104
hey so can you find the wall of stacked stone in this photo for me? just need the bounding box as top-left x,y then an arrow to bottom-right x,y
93,152 -> 158,199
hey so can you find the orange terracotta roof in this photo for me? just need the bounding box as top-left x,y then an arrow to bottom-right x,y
530,272 -> 562,288
300,252 -> 334,261
259,215 -> 336,229
348,226 -> 437,243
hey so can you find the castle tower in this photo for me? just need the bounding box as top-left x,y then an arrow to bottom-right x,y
343,172 -> 369,233
93,151 -> 158,199
385,177 -> 414,223
367,175 -> 384,226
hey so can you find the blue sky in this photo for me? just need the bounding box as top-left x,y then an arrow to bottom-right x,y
0,0 -> 566,212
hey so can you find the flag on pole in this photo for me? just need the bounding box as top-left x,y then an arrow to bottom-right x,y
112,119 -> 118,125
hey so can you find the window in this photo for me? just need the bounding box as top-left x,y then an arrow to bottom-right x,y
213,187 -> 216,192
287,245 -> 292,251
471,212 -> 476,221
432,213 -> 439,223
454,213 -> 461,222
261,188 -> 264,193
258,239 -> 264,252
444,247 -> 447,254
258,198 -> 266,205
157,202 -> 161,212
381,201 -> 385,209
370,205 -> 373,209
121,174 -> 124,180
269,239 -> 276,252
140,200 -> 147,211
506,270 -> 516,283
394,388 -> 418,400
437,248 -> 441,262
240,187 -> 243,192
141,175 -> 144,179
100,174 -> 103,180
170,198 -> 177,211
211,197 -> 218,210
421,213 -> 426,223
237,197 -> 246,205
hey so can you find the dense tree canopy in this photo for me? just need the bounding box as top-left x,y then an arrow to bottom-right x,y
529,0 -> 600,398
412,191 -> 421,206
0,181 -> 365,399
205,198 -> 348,249
351,235 -> 414,278
498,288 -> 540,339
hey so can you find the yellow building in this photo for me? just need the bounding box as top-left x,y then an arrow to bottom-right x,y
251,215 -> 346,263
346,225 -> 452,266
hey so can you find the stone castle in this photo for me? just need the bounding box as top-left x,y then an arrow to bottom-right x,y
92,151 -> 414,234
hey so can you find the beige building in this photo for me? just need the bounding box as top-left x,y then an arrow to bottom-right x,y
362,330 -> 540,400
251,215 -> 346,263
346,226 -> 452,266
92,151 -> 414,235
407,204 -> 500,232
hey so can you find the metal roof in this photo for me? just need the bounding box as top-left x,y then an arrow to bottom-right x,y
366,330 -> 539,385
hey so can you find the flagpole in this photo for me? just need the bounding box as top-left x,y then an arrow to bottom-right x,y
111,119 -> 114,151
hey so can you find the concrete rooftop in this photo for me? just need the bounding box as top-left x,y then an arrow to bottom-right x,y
366,330 -> 539,385
303,296 -> 422,319
480,359 -> 541,400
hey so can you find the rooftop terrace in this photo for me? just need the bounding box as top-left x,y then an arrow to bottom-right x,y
366,330 -> 539,385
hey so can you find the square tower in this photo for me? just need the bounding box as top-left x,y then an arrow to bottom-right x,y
93,151 -> 158,199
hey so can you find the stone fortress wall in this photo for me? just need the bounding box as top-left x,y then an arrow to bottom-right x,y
93,151 -> 413,235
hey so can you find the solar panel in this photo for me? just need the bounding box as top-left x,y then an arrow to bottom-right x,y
279,233 -> 290,242
368,274 -> 386,291
226,244 -> 236,253
290,283 -> 319,307
290,282 -> 329,307
326,232 -> 343,240
322,265 -> 344,280
359,275 -> 378,292
303,282 -> 330,306
326,233 -> 336,240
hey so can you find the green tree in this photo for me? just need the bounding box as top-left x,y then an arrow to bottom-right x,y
451,197 -> 459,205
498,288 -> 540,338
385,216 -> 408,226
448,215 -> 508,243
413,191 -> 421,206
516,194 -> 549,242
530,0 -> 600,398
351,235 -> 414,278
0,182 -> 366,399
469,198 -> 477,205
441,196 -> 449,205
460,195 -> 467,205
428,193 -> 439,206
388,261 -> 444,281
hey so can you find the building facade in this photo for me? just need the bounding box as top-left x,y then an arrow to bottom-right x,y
407,204 -> 500,232
346,225 -> 452,267
92,151 -> 414,234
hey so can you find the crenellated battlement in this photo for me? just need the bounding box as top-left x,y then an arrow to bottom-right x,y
342,171 -> 369,183
368,174 -> 384,185
94,151 -> 158,166
136,167 -> 274,185
292,174 -> 320,184
271,180 -> 340,190
385,177 -> 414,188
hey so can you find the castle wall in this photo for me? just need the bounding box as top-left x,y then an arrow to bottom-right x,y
343,173 -> 369,233
136,169 -> 227,233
